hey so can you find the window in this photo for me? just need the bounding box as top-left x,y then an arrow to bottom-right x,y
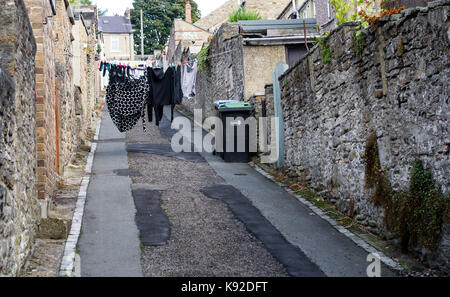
111,36 -> 120,52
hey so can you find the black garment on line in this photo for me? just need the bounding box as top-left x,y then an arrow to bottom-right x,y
148,67 -> 174,126
173,66 -> 183,105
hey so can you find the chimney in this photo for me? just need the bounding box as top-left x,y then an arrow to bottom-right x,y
125,7 -> 130,19
185,1 -> 192,23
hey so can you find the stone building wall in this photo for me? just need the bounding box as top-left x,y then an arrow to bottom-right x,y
183,23 -> 245,121
194,0 -> 291,32
279,2 -> 449,269
86,26 -> 97,132
24,0 -> 58,200
167,19 -> 210,65
54,0 -> 78,174
183,22 -> 291,122
0,0 -> 40,276
73,16 -> 98,141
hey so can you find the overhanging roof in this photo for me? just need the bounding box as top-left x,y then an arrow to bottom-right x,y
238,18 -> 317,34
243,34 -> 320,46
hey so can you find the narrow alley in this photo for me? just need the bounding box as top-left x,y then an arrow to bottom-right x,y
74,107 -> 397,277
1,0 -> 449,285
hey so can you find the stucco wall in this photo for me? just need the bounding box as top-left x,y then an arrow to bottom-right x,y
103,33 -> 134,61
243,45 -> 286,99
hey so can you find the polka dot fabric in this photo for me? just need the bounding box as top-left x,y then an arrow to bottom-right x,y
106,76 -> 150,133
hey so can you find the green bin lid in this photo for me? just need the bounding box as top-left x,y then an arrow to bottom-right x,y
219,102 -> 252,109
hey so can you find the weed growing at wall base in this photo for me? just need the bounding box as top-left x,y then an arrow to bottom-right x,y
364,134 -> 449,253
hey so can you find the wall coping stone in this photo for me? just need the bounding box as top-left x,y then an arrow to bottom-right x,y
278,0 -> 450,82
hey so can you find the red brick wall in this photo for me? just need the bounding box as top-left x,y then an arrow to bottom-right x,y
24,0 -> 58,200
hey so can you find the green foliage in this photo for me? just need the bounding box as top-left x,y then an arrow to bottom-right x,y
69,0 -> 92,5
131,0 -> 201,55
353,26 -> 367,57
363,134 -> 449,252
197,44 -> 210,73
329,0 -> 356,25
228,7 -> 263,22
98,8 -> 108,16
96,44 -> 102,54
314,33 -> 331,63
392,161 -> 449,251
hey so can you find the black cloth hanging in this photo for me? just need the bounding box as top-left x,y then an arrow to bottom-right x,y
173,66 -> 183,105
147,67 -> 174,126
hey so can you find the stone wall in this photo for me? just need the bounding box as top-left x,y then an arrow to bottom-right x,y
279,1 -> 449,269
72,15 -> 98,141
183,23 -> 245,120
0,0 -> 40,276
24,0 -> 58,200
184,22 -> 288,122
54,0 -> 78,174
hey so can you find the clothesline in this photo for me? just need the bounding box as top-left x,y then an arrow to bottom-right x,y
103,60 -> 195,134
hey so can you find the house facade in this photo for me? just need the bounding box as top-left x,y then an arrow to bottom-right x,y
167,2 -> 210,65
99,9 -> 134,61
278,0 -> 336,33
194,0 -> 292,32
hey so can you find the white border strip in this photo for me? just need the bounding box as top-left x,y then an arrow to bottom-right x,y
59,119 -> 102,276
250,163 -> 404,271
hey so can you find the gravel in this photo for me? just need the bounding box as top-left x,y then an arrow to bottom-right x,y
126,122 -> 288,277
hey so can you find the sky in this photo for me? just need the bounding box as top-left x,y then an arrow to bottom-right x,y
93,0 -> 229,18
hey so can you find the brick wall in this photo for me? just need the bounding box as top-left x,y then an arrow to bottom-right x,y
0,0 -> 40,276
24,0 -> 58,200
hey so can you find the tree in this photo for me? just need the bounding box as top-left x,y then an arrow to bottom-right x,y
130,0 -> 201,55
98,8 -> 108,16
69,0 -> 93,5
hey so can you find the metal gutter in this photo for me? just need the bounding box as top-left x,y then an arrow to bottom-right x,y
243,35 -> 320,46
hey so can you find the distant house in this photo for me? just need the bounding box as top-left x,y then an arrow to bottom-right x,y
167,1 -> 210,65
278,0 -> 335,33
98,9 -> 134,61
194,0 -> 292,33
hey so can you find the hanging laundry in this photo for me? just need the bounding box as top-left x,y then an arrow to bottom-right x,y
106,75 -> 149,133
182,61 -> 197,99
148,66 -> 174,126
104,63 -> 150,133
173,66 -> 183,105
